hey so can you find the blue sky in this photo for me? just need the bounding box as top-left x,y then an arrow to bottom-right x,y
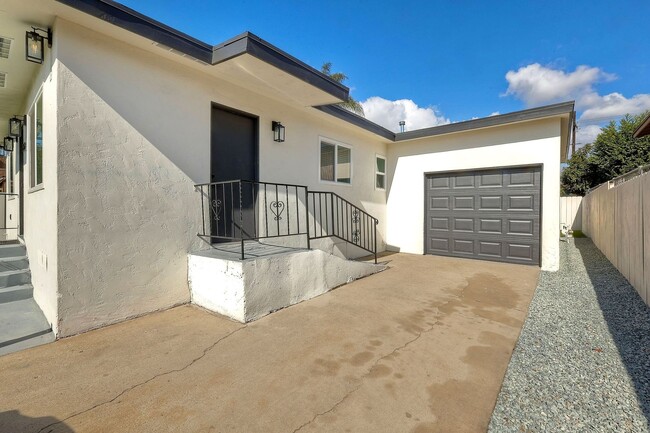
121,0 -> 649,143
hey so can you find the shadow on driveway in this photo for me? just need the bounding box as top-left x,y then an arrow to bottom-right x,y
574,238 -> 650,426
0,410 -> 75,433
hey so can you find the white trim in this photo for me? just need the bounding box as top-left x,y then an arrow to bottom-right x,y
27,86 -> 44,189
318,136 -> 353,187
375,153 -> 386,191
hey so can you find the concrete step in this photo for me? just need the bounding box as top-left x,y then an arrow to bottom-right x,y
0,298 -> 54,357
0,243 -> 26,259
0,284 -> 33,304
0,269 -> 30,288
0,256 -> 29,272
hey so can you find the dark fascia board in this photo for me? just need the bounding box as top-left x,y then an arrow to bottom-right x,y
633,113 -> 650,138
395,101 -> 576,142
314,105 -> 396,141
55,0 -> 349,102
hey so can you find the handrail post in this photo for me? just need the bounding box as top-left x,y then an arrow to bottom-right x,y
330,193 -> 334,236
239,180 -> 245,260
305,188 -> 311,250
374,219 -> 378,264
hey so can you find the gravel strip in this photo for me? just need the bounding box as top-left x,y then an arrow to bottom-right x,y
489,238 -> 650,432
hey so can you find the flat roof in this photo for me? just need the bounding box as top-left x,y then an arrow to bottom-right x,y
318,101 -> 575,142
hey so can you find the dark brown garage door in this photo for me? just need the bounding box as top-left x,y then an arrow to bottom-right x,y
425,166 -> 541,265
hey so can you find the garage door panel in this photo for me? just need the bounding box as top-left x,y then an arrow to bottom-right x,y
425,166 -> 541,265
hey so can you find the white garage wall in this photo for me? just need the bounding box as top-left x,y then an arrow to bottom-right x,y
386,118 -> 562,271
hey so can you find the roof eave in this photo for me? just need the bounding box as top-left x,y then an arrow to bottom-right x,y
55,0 -> 349,103
394,101 -> 576,142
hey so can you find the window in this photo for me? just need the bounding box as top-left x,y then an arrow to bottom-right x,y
29,92 -> 43,187
320,139 -> 352,184
375,155 -> 386,190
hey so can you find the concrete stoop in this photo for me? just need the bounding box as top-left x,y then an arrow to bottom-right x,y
0,243 -> 55,357
188,246 -> 385,322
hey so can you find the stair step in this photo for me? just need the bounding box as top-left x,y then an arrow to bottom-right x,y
0,256 -> 29,272
0,284 -> 33,304
0,298 -> 53,357
0,243 -> 26,259
0,269 -> 31,288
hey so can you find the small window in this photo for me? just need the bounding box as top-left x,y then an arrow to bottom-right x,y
320,139 -> 352,184
375,155 -> 386,190
29,92 -> 44,188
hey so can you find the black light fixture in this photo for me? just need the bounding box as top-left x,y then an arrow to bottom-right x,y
25,27 -> 52,64
9,116 -> 23,137
2,136 -> 15,152
272,121 -> 285,142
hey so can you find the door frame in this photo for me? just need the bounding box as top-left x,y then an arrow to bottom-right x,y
422,163 -> 544,265
210,102 -> 260,183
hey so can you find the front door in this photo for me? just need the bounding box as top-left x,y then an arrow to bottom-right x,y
210,104 -> 258,243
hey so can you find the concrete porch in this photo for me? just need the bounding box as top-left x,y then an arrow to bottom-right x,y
0,252 -> 540,433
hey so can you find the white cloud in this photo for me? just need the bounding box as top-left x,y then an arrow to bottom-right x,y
504,63 -> 650,123
575,124 -> 601,146
361,96 -> 450,132
580,92 -> 650,121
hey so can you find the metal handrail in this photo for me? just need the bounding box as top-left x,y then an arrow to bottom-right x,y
194,180 -> 379,263
307,190 -> 378,264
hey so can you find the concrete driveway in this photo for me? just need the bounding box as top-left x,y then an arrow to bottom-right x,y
0,253 -> 539,433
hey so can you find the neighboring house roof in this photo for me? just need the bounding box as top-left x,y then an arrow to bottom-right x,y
633,113 -> 650,138
55,0 -> 575,148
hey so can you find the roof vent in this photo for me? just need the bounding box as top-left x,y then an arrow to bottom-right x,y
0,37 -> 11,59
0,72 -> 6,88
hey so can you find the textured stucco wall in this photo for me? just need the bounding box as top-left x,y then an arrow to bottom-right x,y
53,19 -> 388,336
387,118 -> 562,271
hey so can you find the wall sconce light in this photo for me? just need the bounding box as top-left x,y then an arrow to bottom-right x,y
9,116 -> 24,137
272,121 -> 285,142
2,136 -> 15,152
25,27 -> 52,64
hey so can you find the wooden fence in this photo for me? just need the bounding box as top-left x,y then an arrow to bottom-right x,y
582,168 -> 650,306
559,196 -> 582,231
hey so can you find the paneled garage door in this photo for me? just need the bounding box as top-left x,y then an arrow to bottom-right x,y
425,166 -> 541,265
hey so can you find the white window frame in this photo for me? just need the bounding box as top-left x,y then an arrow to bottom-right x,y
375,154 -> 386,190
318,136 -> 353,186
28,88 -> 44,190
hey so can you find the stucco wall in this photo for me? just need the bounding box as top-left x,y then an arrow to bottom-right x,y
53,19 -> 388,336
386,118 -> 562,271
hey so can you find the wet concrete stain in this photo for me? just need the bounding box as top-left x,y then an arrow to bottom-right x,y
367,364 -> 392,379
424,331 -> 511,433
312,358 -> 341,376
349,351 -> 374,366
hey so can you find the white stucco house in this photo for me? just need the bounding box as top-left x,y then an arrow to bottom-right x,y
0,0 -> 574,346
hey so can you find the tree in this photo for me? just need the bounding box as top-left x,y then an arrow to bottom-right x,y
561,143 -> 595,196
321,62 -> 365,116
561,111 -> 650,195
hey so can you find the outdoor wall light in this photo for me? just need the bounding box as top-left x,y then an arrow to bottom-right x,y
2,136 -> 15,152
25,27 -> 52,64
272,121 -> 285,142
9,116 -> 23,137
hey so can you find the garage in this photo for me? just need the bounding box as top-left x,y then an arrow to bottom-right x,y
425,165 -> 541,265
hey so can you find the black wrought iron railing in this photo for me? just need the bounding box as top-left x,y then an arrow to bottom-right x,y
308,191 -> 378,263
195,180 -> 310,259
194,180 -> 378,263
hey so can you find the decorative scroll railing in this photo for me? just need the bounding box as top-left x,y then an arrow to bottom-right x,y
307,191 -> 378,263
195,180 -> 378,263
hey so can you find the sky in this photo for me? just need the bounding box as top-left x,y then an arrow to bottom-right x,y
121,0 -> 649,145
